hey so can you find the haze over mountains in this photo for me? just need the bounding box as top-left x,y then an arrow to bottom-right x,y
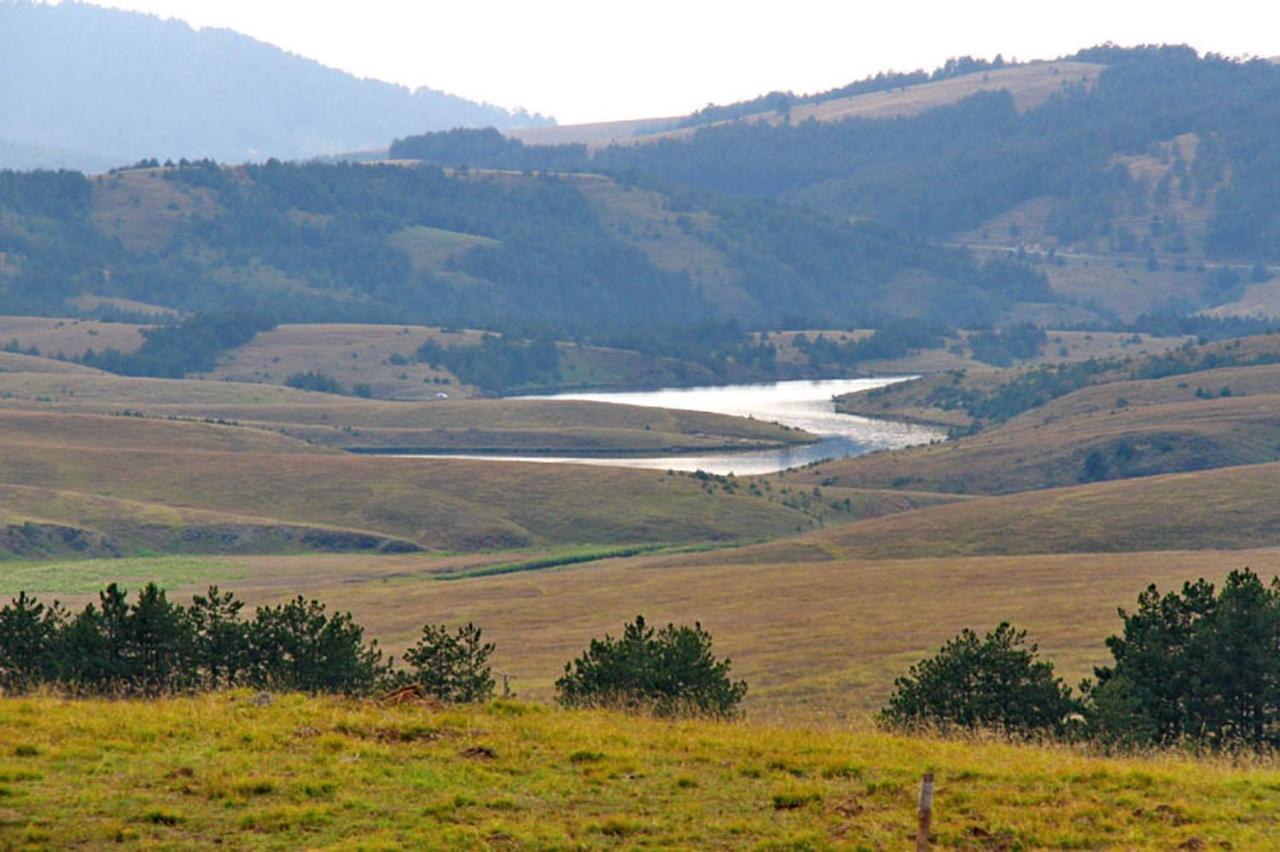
0,1 -> 551,171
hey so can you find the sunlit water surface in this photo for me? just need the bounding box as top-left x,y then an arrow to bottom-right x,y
395,377 -> 944,475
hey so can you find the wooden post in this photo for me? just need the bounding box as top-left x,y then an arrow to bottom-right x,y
916,771 -> 934,851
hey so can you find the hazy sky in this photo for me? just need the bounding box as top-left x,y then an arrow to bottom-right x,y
77,0 -> 1280,124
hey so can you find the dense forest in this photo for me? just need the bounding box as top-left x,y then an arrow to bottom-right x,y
0,159 -> 1048,335
392,47 -> 1280,262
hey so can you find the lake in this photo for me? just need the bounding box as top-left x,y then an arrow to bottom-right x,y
405,377 -> 944,475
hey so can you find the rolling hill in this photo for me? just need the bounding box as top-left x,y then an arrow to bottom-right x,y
398,46 -> 1280,320
0,160 -> 1050,331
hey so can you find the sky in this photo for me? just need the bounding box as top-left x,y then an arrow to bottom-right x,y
75,0 -> 1280,124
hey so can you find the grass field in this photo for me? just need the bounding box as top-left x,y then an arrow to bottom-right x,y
13,544 -> 1260,716
201,323 -> 483,399
0,316 -> 148,359
0,406 -> 846,556
770,327 -> 1189,383
0,693 -> 1274,848
89,169 -> 221,252
0,370 -> 811,453
824,392 -> 1280,495
515,61 -> 1104,151
827,357 -> 1280,493
784,461 -> 1280,559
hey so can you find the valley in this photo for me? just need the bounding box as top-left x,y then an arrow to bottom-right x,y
4,18 -> 1280,847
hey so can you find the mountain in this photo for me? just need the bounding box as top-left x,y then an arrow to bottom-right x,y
0,1 -> 551,170
394,46 -> 1280,320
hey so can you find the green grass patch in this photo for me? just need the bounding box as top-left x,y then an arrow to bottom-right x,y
0,556 -> 247,596
438,544 -> 669,581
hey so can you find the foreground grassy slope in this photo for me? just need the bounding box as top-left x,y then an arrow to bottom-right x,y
1,694 -> 1274,848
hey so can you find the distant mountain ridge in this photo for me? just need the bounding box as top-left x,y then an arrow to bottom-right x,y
0,1 -> 551,171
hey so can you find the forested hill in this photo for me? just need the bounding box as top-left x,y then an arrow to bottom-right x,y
0,160 -> 1047,330
0,1 -> 550,171
392,46 -> 1280,263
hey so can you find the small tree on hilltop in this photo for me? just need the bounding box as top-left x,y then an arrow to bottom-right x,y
880,622 -> 1078,736
403,622 -> 495,702
555,615 -> 747,717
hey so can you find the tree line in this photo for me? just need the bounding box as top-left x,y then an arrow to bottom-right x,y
0,585 -> 744,716
6,570 -> 1280,749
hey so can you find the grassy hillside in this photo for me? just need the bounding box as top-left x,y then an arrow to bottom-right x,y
199,321 -> 727,400
789,461 -> 1280,559
827,338 -> 1280,492
0,315 -> 147,358
823,378 -> 1280,495
1,694 -> 1274,848
0,370 -> 812,454
623,61 -> 1106,146
0,406 -> 839,556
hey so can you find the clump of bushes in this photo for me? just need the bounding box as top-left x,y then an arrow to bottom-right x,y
879,622 -> 1078,736
555,615 -> 746,717
879,568 -> 1280,750
400,622 -> 495,702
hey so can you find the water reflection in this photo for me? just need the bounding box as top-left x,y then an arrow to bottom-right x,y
398,377 -> 943,475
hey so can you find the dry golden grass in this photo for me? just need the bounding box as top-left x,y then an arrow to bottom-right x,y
89,169 -> 221,251
617,62 -> 1104,148
504,62 -> 1102,154
576,179 -> 748,308
781,61 -> 1103,124
4,693 -> 1275,848
65,294 -> 179,318
769,327 -> 1188,380
0,409 -> 316,455
506,115 -> 680,149
793,460 -> 1280,559
201,322 -> 485,398
827,359 -> 1280,493
338,548 -> 1273,713
388,225 -> 498,272
1206,277 -> 1280,319
0,351 -> 102,375
0,404 -> 832,552
1044,255 -> 1211,321
37,546 -> 1267,718
823,395 -> 1280,495
0,369 -> 809,452
0,316 -> 148,358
